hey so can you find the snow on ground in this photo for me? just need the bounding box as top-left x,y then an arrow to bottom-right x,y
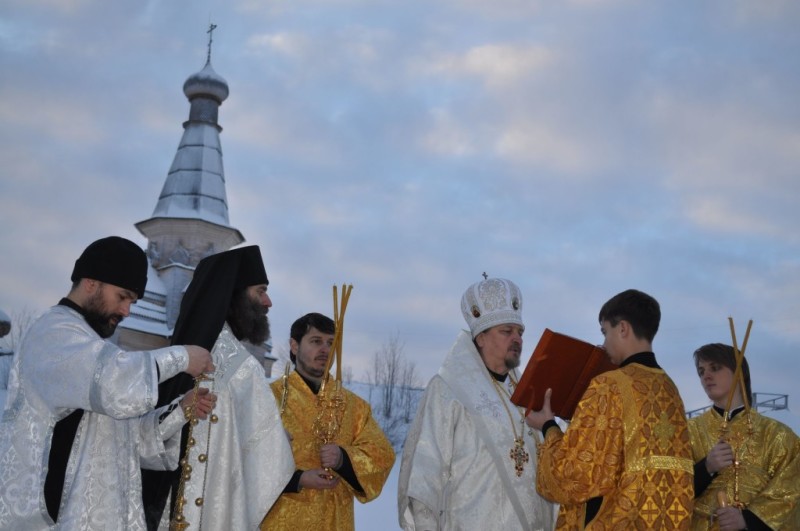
355,461 -> 402,530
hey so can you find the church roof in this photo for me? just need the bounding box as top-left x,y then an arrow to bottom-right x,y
143,57 -> 235,229
122,298 -> 172,337
119,263 -> 171,337
151,126 -> 230,226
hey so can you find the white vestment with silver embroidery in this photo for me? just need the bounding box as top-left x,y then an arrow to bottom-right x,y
398,330 -> 554,531
163,323 -> 294,530
0,304 -> 190,530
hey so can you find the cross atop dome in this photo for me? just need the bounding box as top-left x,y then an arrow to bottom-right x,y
206,23 -> 217,65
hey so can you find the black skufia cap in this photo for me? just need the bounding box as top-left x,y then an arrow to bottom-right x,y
70,236 -> 148,298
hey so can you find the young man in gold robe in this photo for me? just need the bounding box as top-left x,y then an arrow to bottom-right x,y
261,312 -> 395,531
526,288 -> 694,529
689,343 -> 800,530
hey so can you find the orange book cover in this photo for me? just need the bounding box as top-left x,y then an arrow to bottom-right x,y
510,328 -> 617,420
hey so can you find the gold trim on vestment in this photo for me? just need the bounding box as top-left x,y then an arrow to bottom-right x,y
625,454 -> 694,474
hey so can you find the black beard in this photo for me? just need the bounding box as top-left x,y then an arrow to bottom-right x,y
227,291 -> 270,345
83,291 -> 123,339
296,356 -> 325,380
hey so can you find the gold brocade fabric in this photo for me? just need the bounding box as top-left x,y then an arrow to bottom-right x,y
688,409 -> 800,530
260,372 -> 395,531
536,364 -> 694,530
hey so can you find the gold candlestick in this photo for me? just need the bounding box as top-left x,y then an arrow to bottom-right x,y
170,373 -> 214,531
280,361 -> 291,415
721,318 -> 752,431
313,284 -> 352,478
718,318 -> 754,515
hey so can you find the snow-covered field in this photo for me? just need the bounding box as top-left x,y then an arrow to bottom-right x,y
355,460 -> 402,530
348,380 -> 414,530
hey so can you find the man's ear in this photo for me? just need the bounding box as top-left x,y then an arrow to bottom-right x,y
289,338 -> 298,356
618,320 -> 630,339
83,278 -> 99,294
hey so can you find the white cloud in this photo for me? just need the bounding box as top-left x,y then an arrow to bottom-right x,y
416,43 -> 556,90
683,197 -> 776,236
0,88 -> 84,138
494,122 -> 601,175
461,44 -> 555,89
419,108 -> 474,156
1,0 -> 90,11
645,91 -> 800,240
726,0 -> 800,23
245,31 -> 310,58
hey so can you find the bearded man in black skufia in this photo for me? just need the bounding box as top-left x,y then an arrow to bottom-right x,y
141,245 -> 294,530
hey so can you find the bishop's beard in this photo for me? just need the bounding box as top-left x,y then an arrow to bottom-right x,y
227,290 -> 270,345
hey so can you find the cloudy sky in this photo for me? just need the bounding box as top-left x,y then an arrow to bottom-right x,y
2,0 -> 799,437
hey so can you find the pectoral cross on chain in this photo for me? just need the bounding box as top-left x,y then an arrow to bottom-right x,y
510,437 -> 529,476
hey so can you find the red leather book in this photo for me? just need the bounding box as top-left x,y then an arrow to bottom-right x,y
510,328 -> 617,420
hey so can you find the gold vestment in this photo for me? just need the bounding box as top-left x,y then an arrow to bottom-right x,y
688,408 -> 800,530
261,372 -> 395,530
537,363 -> 694,530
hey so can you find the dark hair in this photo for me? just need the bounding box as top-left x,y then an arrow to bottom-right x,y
289,312 -> 335,363
226,288 -> 248,339
598,289 -> 660,343
693,343 -> 752,406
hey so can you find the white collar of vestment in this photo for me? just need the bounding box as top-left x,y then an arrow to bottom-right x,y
438,330 -> 521,419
